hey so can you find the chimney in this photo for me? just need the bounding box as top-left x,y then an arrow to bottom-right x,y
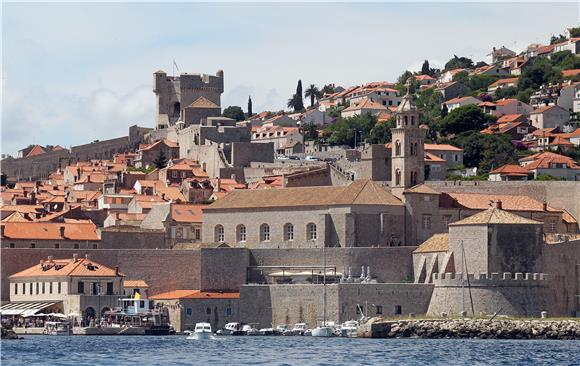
60,226 -> 65,238
73,253 -> 79,262
542,200 -> 548,211
48,255 -> 53,261
495,200 -> 503,210
85,253 -> 90,260
115,266 -> 119,276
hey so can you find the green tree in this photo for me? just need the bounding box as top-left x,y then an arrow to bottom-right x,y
452,70 -> 469,86
440,103 -> 448,118
495,86 -> 518,99
247,96 -> 253,117
223,106 -> 245,121
535,173 -> 565,181
450,131 -> 516,173
287,80 -> 305,111
444,55 -> 474,71
153,149 -> 168,169
304,84 -> 321,108
321,84 -> 335,95
518,57 -> 561,91
368,117 -> 396,144
301,122 -> 319,141
324,113 -> 375,147
468,74 -> 497,92
439,104 -> 496,135
397,70 -> 413,85
421,60 -> 430,75
550,34 -> 567,45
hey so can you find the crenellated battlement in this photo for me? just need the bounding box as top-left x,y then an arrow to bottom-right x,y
431,272 -> 550,287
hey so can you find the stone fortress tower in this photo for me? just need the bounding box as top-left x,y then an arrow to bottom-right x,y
391,80 -> 425,198
153,69 -> 224,129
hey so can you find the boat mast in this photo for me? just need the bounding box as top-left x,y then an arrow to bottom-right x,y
322,242 -> 327,326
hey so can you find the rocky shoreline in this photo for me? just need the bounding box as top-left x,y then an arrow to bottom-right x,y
360,319 -> 579,340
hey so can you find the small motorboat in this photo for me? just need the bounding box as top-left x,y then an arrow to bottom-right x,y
217,322 -> 245,336
43,321 -> 72,336
275,324 -> 289,335
285,323 -> 307,336
187,322 -> 213,340
339,320 -> 359,338
312,321 -> 335,337
258,328 -> 275,336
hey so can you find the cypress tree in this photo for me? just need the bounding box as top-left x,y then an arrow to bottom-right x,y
421,60 -> 430,75
295,80 -> 304,111
247,96 -> 253,117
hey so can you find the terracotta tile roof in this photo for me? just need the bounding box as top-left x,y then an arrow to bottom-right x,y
520,152 -> 580,170
26,145 -> 46,157
445,96 -> 479,104
557,128 -> 580,139
150,290 -> 240,300
489,78 -> 519,88
9,257 -> 124,279
562,69 -> 580,78
443,192 -> 560,213
531,105 -> 559,114
170,204 -> 203,223
124,280 -> 149,288
139,139 -> 178,151
529,127 -> 559,137
1,222 -> 100,240
187,96 -> 220,109
2,211 -> 33,222
205,179 -> 402,210
449,208 -> 542,226
414,74 -> 436,81
497,114 -> 527,123
424,152 -> 446,163
405,184 -> 440,195
116,213 -> 147,221
494,98 -> 519,106
157,186 -> 186,202
550,136 -> 574,146
413,233 -> 449,253
1,205 -> 44,214
490,164 -> 531,176
424,143 -> 463,152
342,98 -> 388,112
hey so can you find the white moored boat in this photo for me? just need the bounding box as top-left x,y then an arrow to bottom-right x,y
43,321 -> 72,336
339,320 -> 359,337
187,322 -> 213,340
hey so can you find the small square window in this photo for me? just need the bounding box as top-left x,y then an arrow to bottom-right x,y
186,308 -> 192,316
376,305 -> 383,315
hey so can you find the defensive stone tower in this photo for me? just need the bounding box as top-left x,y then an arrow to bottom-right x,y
391,80 -> 425,198
153,69 -> 224,129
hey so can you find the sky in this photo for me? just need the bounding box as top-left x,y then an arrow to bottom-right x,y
2,2 -> 579,155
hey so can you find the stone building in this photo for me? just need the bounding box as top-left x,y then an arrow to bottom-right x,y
6,255 -> 125,321
153,70 -> 224,129
134,139 -> 180,169
150,290 -> 239,332
391,81 -> 425,198
202,179 -> 406,248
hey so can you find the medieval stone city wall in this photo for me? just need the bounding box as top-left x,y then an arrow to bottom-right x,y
426,272 -> 555,317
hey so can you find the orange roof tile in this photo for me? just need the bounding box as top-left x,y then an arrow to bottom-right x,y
489,78 -> 519,88
1,222 -> 100,240
490,164 -> 531,176
562,69 -> 580,78
150,290 -> 240,300
443,192 -> 560,213
170,204 -> 204,223
10,257 -> 123,279
124,280 -> 149,288
26,145 -> 46,157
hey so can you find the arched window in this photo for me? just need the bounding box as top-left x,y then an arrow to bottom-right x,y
413,143 -> 418,156
260,224 -> 270,242
404,116 -> 408,126
396,116 -> 401,127
284,223 -> 294,241
411,116 -> 415,125
215,225 -> 225,243
395,140 -> 401,156
410,143 -> 414,156
237,225 -> 246,243
307,223 -> 317,241
395,169 -> 401,186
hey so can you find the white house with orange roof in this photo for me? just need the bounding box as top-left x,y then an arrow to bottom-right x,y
487,77 -> 518,94
347,87 -> 402,108
252,125 -> 303,154
341,97 -> 389,118
519,151 -> 580,181
529,105 -> 570,129
1,221 -> 100,249
480,98 -> 533,117
444,96 -> 481,111
3,255 -> 126,324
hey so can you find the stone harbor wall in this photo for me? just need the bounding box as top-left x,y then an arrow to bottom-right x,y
427,272 -> 555,317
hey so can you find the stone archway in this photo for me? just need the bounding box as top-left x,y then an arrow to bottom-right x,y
84,307 -> 96,326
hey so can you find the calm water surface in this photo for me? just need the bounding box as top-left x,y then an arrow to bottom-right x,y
2,335 -> 579,365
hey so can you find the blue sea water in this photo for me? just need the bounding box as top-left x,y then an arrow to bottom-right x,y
1,336 -> 579,366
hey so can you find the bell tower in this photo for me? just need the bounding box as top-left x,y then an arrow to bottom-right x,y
391,80 -> 425,199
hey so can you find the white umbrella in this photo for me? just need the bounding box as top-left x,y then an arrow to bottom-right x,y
51,313 -> 68,318
68,312 -> 80,317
